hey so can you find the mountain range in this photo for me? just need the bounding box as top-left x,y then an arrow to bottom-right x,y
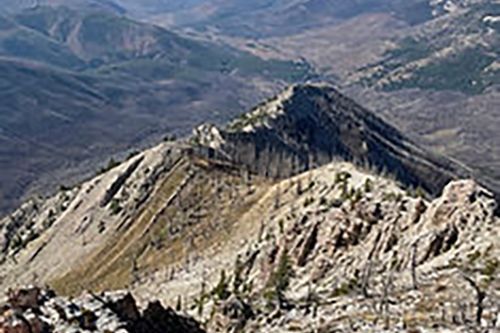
1,0 -> 498,217
0,1 -> 499,332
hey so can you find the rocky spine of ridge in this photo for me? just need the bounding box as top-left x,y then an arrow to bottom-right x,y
190,83 -> 469,197
112,159 -> 499,332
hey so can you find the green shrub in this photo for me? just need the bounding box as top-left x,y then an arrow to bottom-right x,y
303,197 -> 314,207
264,250 -> 294,308
212,270 -> 230,300
109,199 -> 122,215
364,178 -> 373,193
482,258 -> 499,277
332,278 -> 359,297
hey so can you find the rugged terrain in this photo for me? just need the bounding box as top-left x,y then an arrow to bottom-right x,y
0,286 -> 205,332
0,84 -> 498,332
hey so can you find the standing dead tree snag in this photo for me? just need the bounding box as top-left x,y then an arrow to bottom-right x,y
411,239 -> 419,290
462,273 -> 486,326
361,256 -> 374,298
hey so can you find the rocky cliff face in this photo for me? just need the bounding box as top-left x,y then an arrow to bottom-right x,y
191,83 -> 469,196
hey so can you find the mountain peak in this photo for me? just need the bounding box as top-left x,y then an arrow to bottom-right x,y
192,83 -> 468,195
223,82 -> 343,133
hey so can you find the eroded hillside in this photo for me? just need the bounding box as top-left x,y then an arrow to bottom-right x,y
0,84 -> 498,332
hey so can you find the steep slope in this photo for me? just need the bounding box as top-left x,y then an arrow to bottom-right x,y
237,0 -> 500,206
0,56 -> 286,214
202,165 -> 499,332
344,1 -> 500,197
0,84 -> 498,332
0,84 -> 471,284
191,83 -> 469,196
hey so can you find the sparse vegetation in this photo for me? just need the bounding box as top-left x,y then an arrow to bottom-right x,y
364,178 -> 373,193
332,278 -> 360,297
100,158 -> 120,174
212,270 -> 230,301
382,191 -> 403,202
109,199 -> 122,215
264,249 -> 294,309
303,197 -> 315,207
481,258 -> 498,277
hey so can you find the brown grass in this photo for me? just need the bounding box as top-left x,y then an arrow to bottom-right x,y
51,157 -> 273,296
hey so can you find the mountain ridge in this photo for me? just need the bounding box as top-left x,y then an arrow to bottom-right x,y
0,83 -> 498,332
191,83 -> 470,196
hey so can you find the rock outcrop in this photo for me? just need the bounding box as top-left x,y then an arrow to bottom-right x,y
0,287 -> 205,333
199,166 -> 500,332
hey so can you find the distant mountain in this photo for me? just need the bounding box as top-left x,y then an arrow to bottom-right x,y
353,1 -> 500,95
138,0 -> 435,37
5,5 -> 310,77
0,6 -> 312,214
0,0 -> 126,15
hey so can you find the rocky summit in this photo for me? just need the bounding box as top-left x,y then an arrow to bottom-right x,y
0,84 -> 498,332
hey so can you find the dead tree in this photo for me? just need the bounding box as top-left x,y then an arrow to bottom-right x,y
361,256 -> 374,298
296,178 -> 303,196
462,274 -> 486,326
274,185 -> 281,210
411,239 -> 419,290
379,271 -> 393,315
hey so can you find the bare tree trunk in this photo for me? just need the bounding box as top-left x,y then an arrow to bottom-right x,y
411,240 -> 419,290
380,271 -> 393,315
462,274 -> 486,326
361,257 -> 373,298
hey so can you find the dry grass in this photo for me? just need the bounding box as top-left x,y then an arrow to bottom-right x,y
51,158 -> 191,294
51,157 -> 273,296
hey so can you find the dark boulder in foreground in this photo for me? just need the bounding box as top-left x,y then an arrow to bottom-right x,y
0,286 -> 205,333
